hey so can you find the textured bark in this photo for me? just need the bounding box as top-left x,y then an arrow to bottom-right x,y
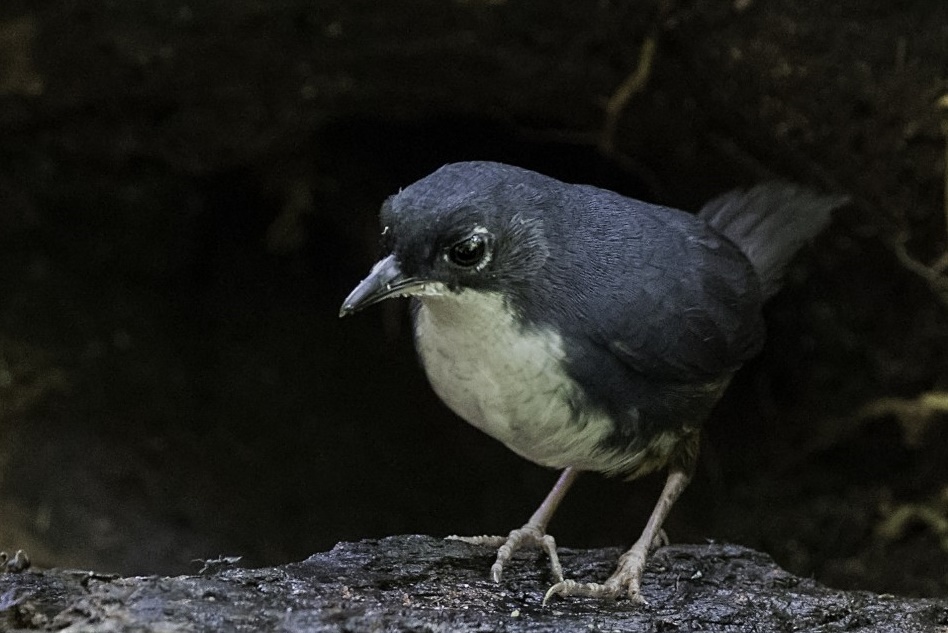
2,536 -> 947,632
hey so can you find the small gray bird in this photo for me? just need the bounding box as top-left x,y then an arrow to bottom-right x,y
340,162 -> 847,603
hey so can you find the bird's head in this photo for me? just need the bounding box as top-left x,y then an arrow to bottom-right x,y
339,162 -> 555,316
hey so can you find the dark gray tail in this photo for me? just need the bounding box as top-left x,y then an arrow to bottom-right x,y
699,183 -> 849,299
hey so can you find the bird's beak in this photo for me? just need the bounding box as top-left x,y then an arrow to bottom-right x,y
339,254 -> 426,317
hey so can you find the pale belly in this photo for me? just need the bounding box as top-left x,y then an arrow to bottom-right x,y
412,291 -> 669,475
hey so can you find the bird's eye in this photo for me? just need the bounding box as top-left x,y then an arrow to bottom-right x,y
448,234 -> 488,268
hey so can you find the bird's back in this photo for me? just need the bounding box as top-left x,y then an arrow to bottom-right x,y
513,180 -> 843,461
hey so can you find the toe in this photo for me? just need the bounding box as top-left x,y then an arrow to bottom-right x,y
542,579 -> 622,605
649,528 -> 669,551
542,580 -> 570,605
539,535 -> 564,583
446,535 -> 507,547
490,560 -> 504,583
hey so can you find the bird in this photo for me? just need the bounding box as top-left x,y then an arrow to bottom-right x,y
339,161 -> 848,604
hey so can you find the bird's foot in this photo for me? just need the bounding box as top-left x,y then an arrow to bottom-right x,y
447,524 -> 564,583
542,538 -> 650,606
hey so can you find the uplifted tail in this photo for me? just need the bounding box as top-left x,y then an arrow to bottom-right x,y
699,183 -> 849,299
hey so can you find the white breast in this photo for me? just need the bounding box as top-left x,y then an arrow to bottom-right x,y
413,289 -> 640,473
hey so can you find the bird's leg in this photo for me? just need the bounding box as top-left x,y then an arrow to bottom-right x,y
543,467 -> 691,605
448,467 -> 579,583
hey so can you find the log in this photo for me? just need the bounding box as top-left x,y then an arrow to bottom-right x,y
2,536 -> 947,632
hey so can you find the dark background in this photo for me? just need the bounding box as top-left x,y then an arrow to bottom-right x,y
1,0 -> 946,597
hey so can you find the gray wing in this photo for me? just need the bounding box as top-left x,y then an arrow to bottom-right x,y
513,185 -> 774,445
555,193 -> 768,385
602,224 -> 765,381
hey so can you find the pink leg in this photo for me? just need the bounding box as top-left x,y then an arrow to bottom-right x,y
448,467 -> 579,583
543,467 -> 691,605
